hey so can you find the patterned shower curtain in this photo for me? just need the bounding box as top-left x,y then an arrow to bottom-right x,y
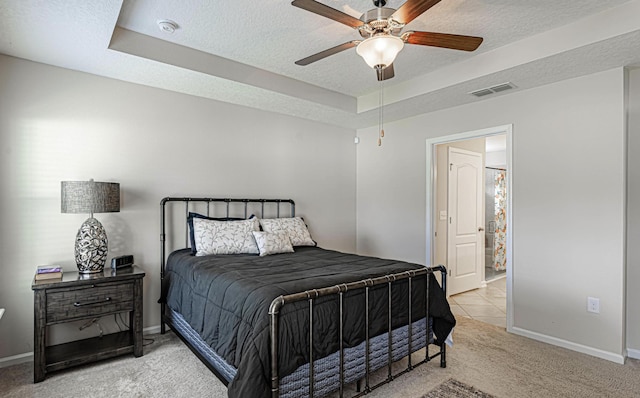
493,170 -> 507,271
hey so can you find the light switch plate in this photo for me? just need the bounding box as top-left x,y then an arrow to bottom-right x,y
439,210 -> 447,221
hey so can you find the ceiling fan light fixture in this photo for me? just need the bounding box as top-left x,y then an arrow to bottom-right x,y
356,35 -> 404,69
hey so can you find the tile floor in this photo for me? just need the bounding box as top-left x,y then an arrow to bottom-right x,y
449,277 -> 506,328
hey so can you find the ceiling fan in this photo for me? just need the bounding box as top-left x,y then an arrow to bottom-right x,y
292,0 -> 483,81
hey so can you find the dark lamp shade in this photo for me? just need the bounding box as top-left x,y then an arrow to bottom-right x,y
61,180 -> 120,214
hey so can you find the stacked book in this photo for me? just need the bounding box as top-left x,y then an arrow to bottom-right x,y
35,265 -> 63,281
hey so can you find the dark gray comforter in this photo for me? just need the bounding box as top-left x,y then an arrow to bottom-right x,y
164,246 -> 455,398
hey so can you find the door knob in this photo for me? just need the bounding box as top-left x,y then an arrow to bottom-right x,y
478,227 -> 485,232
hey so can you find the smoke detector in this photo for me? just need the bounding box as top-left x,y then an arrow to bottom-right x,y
157,20 -> 178,34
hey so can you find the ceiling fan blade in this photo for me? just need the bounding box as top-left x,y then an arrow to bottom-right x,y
404,31 -> 483,51
291,0 -> 363,28
376,63 -> 395,81
391,0 -> 442,25
295,41 -> 360,66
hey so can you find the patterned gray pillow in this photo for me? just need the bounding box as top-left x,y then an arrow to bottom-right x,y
259,217 -> 316,247
252,231 -> 295,256
193,217 -> 260,255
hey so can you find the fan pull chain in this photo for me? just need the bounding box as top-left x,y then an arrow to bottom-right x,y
378,78 -> 384,146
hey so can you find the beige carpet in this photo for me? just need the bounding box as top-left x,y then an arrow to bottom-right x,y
2,317 -> 639,397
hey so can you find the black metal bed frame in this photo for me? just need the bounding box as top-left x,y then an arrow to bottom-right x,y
159,197 -> 448,398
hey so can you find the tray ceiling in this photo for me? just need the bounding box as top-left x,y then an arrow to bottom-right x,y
1,0 -> 640,128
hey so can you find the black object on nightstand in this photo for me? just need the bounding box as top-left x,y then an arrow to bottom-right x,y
111,254 -> 134,269
31,266 -> 145,382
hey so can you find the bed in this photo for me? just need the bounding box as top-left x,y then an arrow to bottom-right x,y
159,198 -> 455,398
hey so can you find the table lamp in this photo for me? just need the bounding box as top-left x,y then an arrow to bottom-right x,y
61,179 -> 120,273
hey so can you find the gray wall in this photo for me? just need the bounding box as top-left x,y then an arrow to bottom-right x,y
627,67 -> 640,357
1,54 -> 638,364
356,68 -> 627,362
0,55 -> 357,360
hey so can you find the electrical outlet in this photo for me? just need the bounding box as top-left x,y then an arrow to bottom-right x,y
587,297 -> 600,313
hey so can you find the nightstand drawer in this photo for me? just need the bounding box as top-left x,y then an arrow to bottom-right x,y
46,282 -> 134,323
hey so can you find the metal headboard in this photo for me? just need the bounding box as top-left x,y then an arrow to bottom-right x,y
159,197 -> 295,333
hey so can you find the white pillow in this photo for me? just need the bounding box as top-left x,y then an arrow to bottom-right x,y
193,217 -> 260,255
252,231 -> 295,257
259,217 -> 316,247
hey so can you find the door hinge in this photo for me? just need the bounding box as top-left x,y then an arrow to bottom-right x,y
449,217 -> 452,224
449,163 -> 453,171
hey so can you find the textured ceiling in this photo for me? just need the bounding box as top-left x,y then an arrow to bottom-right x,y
116,0 -> 631,97
1,0 -> 640,129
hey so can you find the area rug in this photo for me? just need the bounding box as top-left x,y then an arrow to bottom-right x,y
422,378 -> 495,398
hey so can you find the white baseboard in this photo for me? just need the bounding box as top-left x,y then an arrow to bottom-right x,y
0,352 -> 32,368
512,326 -> 625,364
627,348 -> 640,360
0,326 -> 165,368
144,324 -> 162,335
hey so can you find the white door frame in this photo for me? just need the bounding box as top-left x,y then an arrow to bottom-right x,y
426,124 -> 514,332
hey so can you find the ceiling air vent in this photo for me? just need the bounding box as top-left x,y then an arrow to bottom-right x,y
469,82 -> 516,98
469,88 -> 493,97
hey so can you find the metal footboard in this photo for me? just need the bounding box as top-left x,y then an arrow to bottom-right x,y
269,265 -> 447,398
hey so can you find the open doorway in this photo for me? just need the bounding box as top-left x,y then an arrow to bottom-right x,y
484,135 -> 507,282
426,125 -> 513,331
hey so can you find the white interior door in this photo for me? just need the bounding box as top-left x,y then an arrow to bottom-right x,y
447,147 -> 484,295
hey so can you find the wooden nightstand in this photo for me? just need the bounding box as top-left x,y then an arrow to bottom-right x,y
31,266 -> 145,382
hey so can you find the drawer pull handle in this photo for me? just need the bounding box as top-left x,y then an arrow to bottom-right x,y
73,297 -> 111,307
